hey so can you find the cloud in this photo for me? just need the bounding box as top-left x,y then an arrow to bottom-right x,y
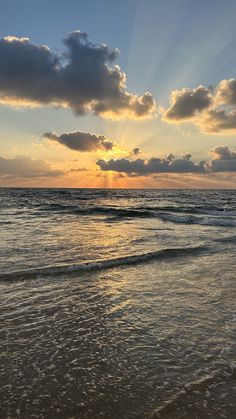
97,155 -> 205,175
0,35 -> 59,105
205,145 -> 236,172
164,86 -> 212,121
209,145 -> 236,160
44,130 -> 113,152
132,147 -> 141,155
97,145 -> 236,175
70,167 -> 89,172
182,152 -> 192,160
198,109 -> 236,132
166,153 -> 175,161
215,78 -> 236,105
0,155 -> 63,178
164,78 -> 236,133
0,31 -> 156,119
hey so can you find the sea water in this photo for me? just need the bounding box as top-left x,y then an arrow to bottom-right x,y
0,188 -> 235,418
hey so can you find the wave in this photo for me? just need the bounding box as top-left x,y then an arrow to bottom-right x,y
38,204 -> 236,226
138,205 -> 236,216
0,245 -> 206,282
39,204 -> 157,218
41,203 -> 236,216
214,235 -> 236,243
157,212 -> 236,227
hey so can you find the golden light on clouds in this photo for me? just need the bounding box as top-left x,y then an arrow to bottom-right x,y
96,143 -> 127,158
0,96 -> 41,109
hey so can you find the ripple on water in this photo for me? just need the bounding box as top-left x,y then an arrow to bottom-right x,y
0,250 -> 235,418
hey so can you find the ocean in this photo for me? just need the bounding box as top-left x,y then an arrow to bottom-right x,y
0,188 -> 235,418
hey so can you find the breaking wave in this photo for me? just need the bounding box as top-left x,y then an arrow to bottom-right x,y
42,204 -> 157,218
0,245 -> 206,282
157,212 -> 236,227
37,203 -> 236,227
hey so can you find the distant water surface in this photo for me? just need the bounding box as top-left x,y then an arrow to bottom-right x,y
0,188 -> 235,418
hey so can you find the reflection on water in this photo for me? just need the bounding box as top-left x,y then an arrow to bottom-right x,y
0,189 -> 235,418
0,188 -> 235,275
0,252 -> 235,418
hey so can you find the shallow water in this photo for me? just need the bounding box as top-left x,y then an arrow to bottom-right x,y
0,189 -> 235,418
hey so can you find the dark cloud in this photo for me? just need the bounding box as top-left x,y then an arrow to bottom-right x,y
182,152 -> 192,160
0,155 -> 63,178
209,145 -> 236,160
0,36 -> 59,105
205,145 -> 236,172
0,32 -> 156,118
199,109 -> 236,132
164,86 -> 212,121
97,146 -> 236,175
132,147 -> 141,155
44,131 -> 113,152
170,158 -> 205,173
164,78 -> 236,133
97,155 -> 205,175
208,158 -> 236,173
166,153 -> 175,162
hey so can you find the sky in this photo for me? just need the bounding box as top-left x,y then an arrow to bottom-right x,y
0,0 -> 236,188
